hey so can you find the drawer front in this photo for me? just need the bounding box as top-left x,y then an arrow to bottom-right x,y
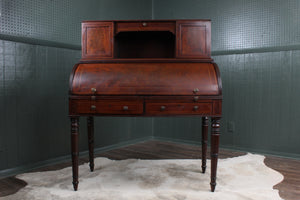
145,102 -> 212,115
93,100 -> 143,114
116,22 -> 176,34
69,99 -> 143,115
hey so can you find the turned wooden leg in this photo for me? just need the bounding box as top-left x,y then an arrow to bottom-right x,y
201,116 -> 208,173
210,117 -> 221,192
87,116 -> 94,172
71,117 -> 79,191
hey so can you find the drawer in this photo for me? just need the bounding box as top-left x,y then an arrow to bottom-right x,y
93,100 -> 143,114
116,22 -> 176,34
145,102 -> 212,115
69,99 -> 143,115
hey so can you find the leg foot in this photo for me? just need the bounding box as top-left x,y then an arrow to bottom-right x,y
87,116 -> 94,172
210,117 -> 221,192
71,117 -> 79,191
73,180 -> 78,191
210,179 -> 216,192
201,116 -> 208,173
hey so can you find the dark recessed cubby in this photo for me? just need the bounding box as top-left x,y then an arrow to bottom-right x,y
114,31 -> 175,58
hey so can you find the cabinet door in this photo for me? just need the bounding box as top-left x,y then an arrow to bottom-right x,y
176,21 -> 211,59
82,22 -> 114,60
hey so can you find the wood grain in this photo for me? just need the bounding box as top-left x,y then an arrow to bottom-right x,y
70,63 -> 220,96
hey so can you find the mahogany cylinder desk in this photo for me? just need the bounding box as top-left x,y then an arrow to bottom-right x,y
69,19 -> 222,192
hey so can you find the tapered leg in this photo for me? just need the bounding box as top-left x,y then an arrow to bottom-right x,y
201,116 -> 208,173
210,117 -> 221,192
71,117 -> 79,191
87,116 -> 94,172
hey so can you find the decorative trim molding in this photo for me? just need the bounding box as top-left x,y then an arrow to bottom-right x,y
212,44 -> 300,56
0,34 -> 81,50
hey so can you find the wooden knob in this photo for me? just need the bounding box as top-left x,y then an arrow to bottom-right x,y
91,88 -> 97,93
123,106 -> 128,111
193,88 -> 199,93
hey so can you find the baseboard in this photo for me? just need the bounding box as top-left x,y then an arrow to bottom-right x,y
153,136 -> 300,160
0,136 -> 152,179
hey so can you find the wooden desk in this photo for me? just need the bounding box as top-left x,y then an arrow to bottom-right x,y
69,20 -> 222,192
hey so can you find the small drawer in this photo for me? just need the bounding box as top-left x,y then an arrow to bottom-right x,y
69,99 -> 143,115
93,100 -> 143,115
116,22 -> 176,34
145,102 -> 212,115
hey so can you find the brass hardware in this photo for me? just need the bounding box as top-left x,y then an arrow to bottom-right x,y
193,106 -> 199,111
91,105 -> 96,110
193,88 -> 199,93
91,88 -> 97,93
160,106 -> 166,111
123,106 -> 128,111
194,96 -> 199,102
142,22 -> 147,27
91,96 -> 96,100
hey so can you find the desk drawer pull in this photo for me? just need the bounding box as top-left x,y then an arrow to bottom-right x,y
193,106 -> 199,111
91,88 -> 97,93
193,88 -> 199,94
123,106 -> 129,111
91,105 -> 96,110
160,106 -> 166,111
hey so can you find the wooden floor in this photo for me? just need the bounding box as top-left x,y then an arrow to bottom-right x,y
0,140 -> 299,200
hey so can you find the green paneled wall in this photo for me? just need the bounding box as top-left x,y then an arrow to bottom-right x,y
153,0 -> 300,157
0,0 -> 153,174
0,40 -> 80,170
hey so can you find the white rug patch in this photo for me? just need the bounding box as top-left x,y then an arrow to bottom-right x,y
3,153 -> 284,200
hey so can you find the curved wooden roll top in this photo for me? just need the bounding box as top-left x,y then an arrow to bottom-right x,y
70,62 -> 222,96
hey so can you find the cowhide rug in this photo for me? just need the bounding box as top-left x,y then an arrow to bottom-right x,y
2,153 -> 284,200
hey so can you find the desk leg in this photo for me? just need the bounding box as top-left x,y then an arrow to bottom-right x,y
71,117 -> 79,191
201,116 -> 208,173
210,117 -> 221,192
87,116 -> 94,172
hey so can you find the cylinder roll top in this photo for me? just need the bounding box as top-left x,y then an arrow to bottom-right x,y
70,63 -> 221,96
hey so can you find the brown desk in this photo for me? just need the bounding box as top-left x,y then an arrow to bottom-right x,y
69,19 -> 222,192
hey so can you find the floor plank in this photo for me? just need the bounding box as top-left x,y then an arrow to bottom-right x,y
0,140 -> 299,200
